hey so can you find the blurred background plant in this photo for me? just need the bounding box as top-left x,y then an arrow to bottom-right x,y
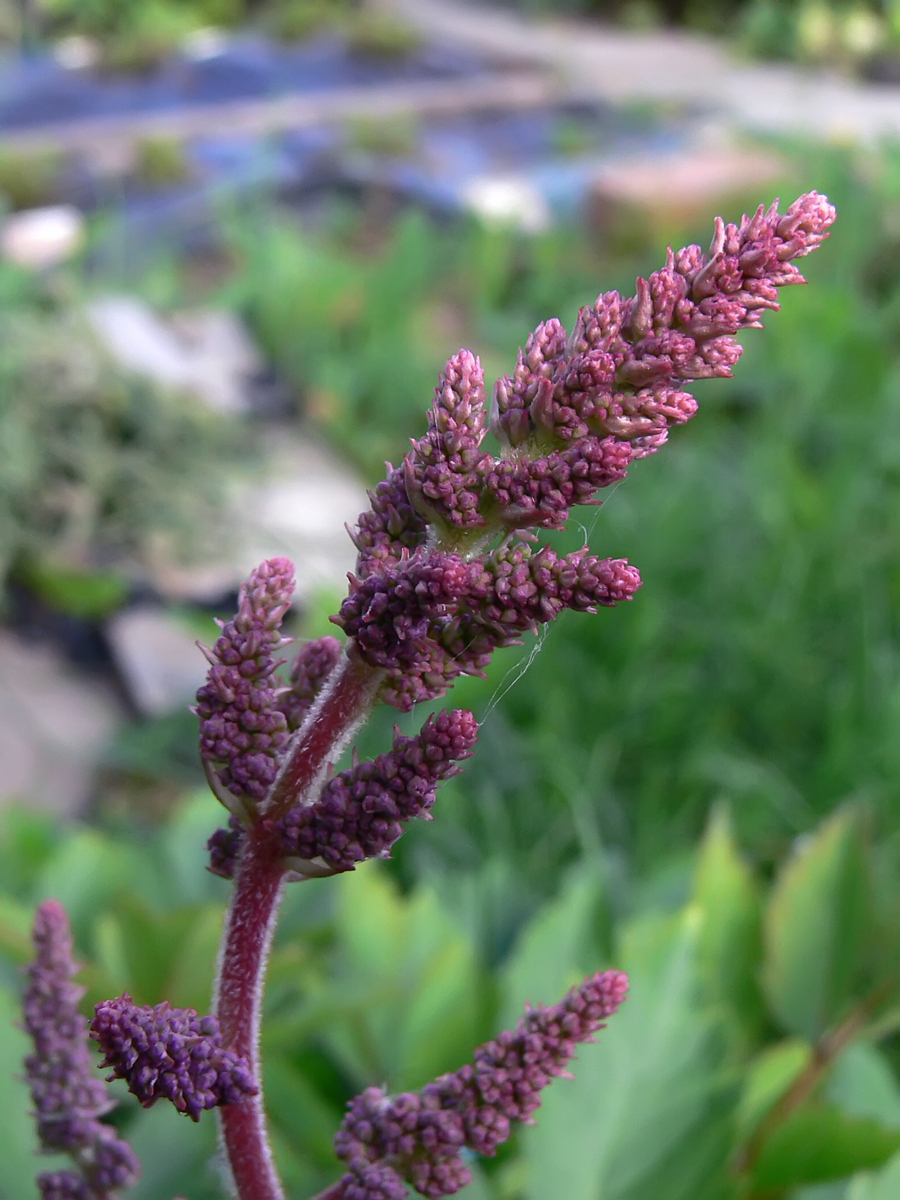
0,0 -> 900,1197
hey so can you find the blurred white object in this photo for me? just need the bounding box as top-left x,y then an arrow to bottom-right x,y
461,175 -> 551,233
1,205 -> 85,269
54,35 -> 101,71
0,630 -> 119,814
183,27 -> 229,60
106,606 -> 206,716
171,309 -> 265,415
87,296 -> 260,415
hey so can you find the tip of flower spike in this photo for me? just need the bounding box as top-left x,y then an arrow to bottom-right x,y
32,898 -> 70,940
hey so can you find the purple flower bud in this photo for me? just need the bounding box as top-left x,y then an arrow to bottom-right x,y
336,541 -> 639,712
342,1160 -> 408,1200
195,558 -> 295,803
334,971 -> 628,1197
350,465 -> 428,580
485,437 -> 633,531
207,814 -> 245,880
38,1173 -> 90,1200
90,997 -> 257,1122
23,901 -> 140,1197
478,544 -> 641,636
491,318 -> 568,449
404,351 -> 491,531
278,635 -> 343,732
270,709 -> 478,872
334,553 -> 491,676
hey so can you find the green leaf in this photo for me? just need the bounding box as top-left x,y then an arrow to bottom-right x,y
499,856 -> 607,1030
762,808 -> 872,1040
126,1098 -> 220,1200
0,981 -> 45,1200
752,1105 -> 900,1190
0,806 -> 59,901
692,805 -> 764,1039
265,1055 -> 344,1168
164,903 -> 223,1013
322,864 -> 486,1089
826,1043 -> 900,1128
0,894 -> 35,968
848,1149 -> 900,1200
33,828 -> 132,940
522,906 -> 736,1200
735,1037 -> 813,1140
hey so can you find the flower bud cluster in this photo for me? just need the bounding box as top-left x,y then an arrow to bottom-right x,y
90,997 -> 257,1122
270,708 -> 478,873
335,545 -> 641,711
403,350 -> 489,533
334,970 -> 629,1198
338,193 -> 834,714
195,558 -> 295,802
491,192 -> 836,462
277,635 -> 343,732
209,710 -> 479,879
207,813 -> 245,879
22,901 -> 139,1200
350,466 -> 428,580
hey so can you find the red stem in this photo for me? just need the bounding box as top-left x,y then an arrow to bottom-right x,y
266,650 -> 384,820
215,650 -> 383,1200
216,833 -> 286,1200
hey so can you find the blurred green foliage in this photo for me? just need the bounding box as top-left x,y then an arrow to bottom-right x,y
0,148 -> 63,212
2,797 -> 900,1199
519,1 -> 900,72
26,0 -> 421,67
0,61 -> 896,1197
0,266 -> 246,600
214,148 -> 900,895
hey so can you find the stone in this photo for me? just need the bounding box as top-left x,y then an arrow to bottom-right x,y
587,145 -> 787,235
243,428 -> 370,602
141,427 -> 369,606
86,295 -> 263,416
105,606 -> 207,717
169,308 -> 265,416
1,205 -> 84,269
87,295 -> 191,392
0,629 -> 120,815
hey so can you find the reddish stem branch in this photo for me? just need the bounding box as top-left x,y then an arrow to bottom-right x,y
216,833 -> 286,1200
266,650 -> 384,820
215,649 -> 384,1200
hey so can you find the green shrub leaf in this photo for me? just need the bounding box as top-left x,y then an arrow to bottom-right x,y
762,808 -> 872,1039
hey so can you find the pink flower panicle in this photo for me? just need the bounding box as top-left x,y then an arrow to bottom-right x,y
334,971 -> 629,1198
195,557 -> 295,802
90,996 -> 257,1122
337,191 -> 834,713
22,900 -> 139,1200
490,191 -> 836,461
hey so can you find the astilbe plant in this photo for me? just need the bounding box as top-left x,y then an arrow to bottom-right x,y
21,192 -> 835,1200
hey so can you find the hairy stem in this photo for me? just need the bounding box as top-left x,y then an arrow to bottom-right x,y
216,834 -> 286,1200
266,649 -> 385,820
215,649 -> 385,1200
